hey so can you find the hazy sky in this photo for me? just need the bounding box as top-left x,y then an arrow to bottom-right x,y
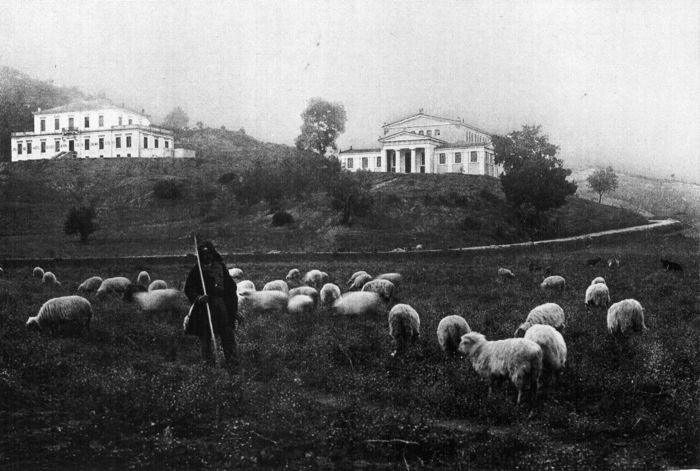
1,0 -> 698,181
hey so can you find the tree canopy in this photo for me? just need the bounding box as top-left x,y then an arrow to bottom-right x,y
64,206 -> 98,243
587,167 -> 619,203
295,98 -> 347,156
161,106 -> 190,131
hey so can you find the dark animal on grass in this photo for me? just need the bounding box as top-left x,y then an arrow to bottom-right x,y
660,259 -> 683,272
586,257 -> 602,266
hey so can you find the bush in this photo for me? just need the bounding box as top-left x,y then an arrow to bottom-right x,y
64,206 -> 98,243
272,210 -> 295,226
153,179 -> 181,199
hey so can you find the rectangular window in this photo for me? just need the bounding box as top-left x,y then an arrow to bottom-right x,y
144,136 -> 148,148
84,139 -> 90,150
116,136 -> 121,148
41,141 -> 46,153
439,153 -> 445,164
128,118 -> 133,125
55,140 -> 60,152
84,116 -> 90,128
418,130 -> 424,135
99,137 -> 104,150
435,129 -> 440,136
347,157 -> 354,169
99,115 -> 104,127
40,119 -> 46,131
17,142 -> 22,155
470,151 -> 478,163
454,152 -> 461,163
127,153 -> 131,157
155,138 -> 159,148
426,130 -> 432,137
126,135 -> 132,147
361,157 -> 368,169
54,118 -> 59,130
27,141 -> 32,154
68,117 -> 74,129
164,140 -> 169,148
118,116 -> 123,126
376,156 -> 381,167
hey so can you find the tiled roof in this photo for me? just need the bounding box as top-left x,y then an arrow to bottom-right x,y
36,99 -> 147,116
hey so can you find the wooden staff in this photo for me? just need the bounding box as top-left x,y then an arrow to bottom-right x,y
193,234 -> 218,364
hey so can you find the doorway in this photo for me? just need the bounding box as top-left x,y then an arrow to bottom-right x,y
68,140 -> 74,152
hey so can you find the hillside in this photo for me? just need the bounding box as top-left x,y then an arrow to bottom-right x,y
0,157 -> 649,259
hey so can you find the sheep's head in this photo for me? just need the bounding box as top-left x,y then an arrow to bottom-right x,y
285,269 -> 301,282
123,283 -> 147,302
513,323 -> 529,338
458,332 -> 485,355
26,317 -> 40,331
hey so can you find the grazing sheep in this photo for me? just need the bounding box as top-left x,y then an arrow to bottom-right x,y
348,273 -> 373,291
238,289 -> 288,316
237,280 -> 256,292
375,272 -> 403,286
136,271 -> 151,287
388,304 -> 420,356
332,292 -> 384,316
228,267 -> 244,281
514,303 -> 566,337
591,276 -> 606,285
33,266 -> 44,279
302,269 -> 329,289
540,275 -> 566,290
361,279 -> 395,303
96,277 -> 132,297
319,283 -> 341,307
498,268 -> 515,279
523,324 -> 567,385
415,244 -> 423,250
289,286 -> 319,306
459,332 -> 543,405
288,294 -> 315,316
607,299 -> 647,336
347,270 -> 370,287
148,280 -> 168,291
391,247 -> 406,253
285,268 -> 301,285
262,279 -> 289,294
77,276 -> 103,294
585,282 -> 611,308
26,295 -> 93,335
660,259 -> 683,272
437,315 -> 471,354
42,271 -> 60,286
123,284 -> 189,317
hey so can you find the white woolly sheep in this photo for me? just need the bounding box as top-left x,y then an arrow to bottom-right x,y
96,277 -> 132,297
262,279 -> 289,294
498,268 -> 515,279
375,272 -> 403,286
319,283 -> 341,307
346,270 -> 370,287
514,303 -> 566,337
148,280 -> 168,291
361,279 -> 395,303
136,271 -> 151,287
27,295 -> 93,335
523,324 -> 567,385
77,276 -> 103,294
288,294 -> 315,316
42,271 -> 60,286
388,304 -> 420,355
436,315 -> 471,354
237,280 -> 256,292
591,276 -> 606,285
124,284 -> 189,317
332,292 -> 384,316
302,269 -> 329,289
540,275 -> 566,290
285,268 -> 301,285
228,267 -> 244,282
585,282 -> 611,308
33,266 -> 44,279
458,332 -> 543,404
607,299 -> 647,336
348,273 -> 373,291
289,286 -> 319,306
238,289 -> 288,316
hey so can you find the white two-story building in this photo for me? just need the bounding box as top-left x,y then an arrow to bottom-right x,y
338,111 -> 502,177
10,99 -> 189,161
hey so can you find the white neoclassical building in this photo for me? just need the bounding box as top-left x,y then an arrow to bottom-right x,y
10,99 -> 191,161
338,111 -> 502,177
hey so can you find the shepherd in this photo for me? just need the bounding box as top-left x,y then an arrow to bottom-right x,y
184,239 -> 240,370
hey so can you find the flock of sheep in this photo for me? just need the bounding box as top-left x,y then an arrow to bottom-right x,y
14,259 -> 647,406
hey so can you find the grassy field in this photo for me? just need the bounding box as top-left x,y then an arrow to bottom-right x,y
0,228 -> 697,470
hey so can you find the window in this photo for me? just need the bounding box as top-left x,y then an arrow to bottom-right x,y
435,129 -> 440,136
116,136 -> 121,148
55,140 -> 60,152
164,140 -> 169,149
470,151 -> 478,163
155,138 -> 159,148
116,154 -> 120,157
68,117 -> 74,129
27,141 -> 32,154
361,157 -> 368,169
84,116 -> 90,128
127,153 -> 131,157
376,156 -> 381,167
426,130 -> 432,137
41,141 -> 46,153
418,130 -> 424,135
99,115 -> 104,127
118,116 -> 123,126
40,119 -> 46,132
128,118 -> 133,125
126,135 -> 132,147
347,157 -> 354,169
454,152 -> 461,163
144,137 -> 148,149
84,139 -> 90,150
99,137 -> 104,150
54,118 -> 59,130
439,153 -> 445,164
17,142 -> 22,155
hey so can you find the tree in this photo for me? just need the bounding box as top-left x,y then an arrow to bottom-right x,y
495,125 -> 577,224
326,170 -> 373,225
295,98 -> 347,156
587,166 -> 619,203
64,206 -> 98,243
161,106 -> 189,131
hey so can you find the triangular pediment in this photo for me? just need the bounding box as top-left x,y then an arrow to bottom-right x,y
384,113 -> 461,129
379,130 -> 445,144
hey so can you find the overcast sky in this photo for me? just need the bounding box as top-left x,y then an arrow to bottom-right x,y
1,0 -> 698,181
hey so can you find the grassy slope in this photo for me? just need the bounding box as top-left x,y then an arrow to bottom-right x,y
0,230 -> 697,469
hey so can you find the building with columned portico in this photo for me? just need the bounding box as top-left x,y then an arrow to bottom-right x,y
337,110 -> 502,177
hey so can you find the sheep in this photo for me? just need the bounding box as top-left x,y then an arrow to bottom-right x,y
348,273 -> 373,291
332,292 -> 384,316
458,332 -> 543,405
228,267 -> 244,281
523,324 -> 567,386
361,279 -> 395,303
347,270 -> 370,287
540,275 -> 566,290
148,280 -> 168,291
123,284 -> 189,317
96,276 -> 132,298
289,286 -> 319,307
41,271 -> 60,286
375,272 -> 403,286
285,268 -> 301,286
288,294 -> 315,316
26,295 -> 93,336
498,268 -> 515,279
607,299 -> 647,336
319,283 -> 341,307
585,282 -> 611,308
77,276 -> 103,294
237,280 -> 256,292
514,303 -> 566,337
388,304 -> 420,356
302,269 -> 329,289
436,315 -> 471,354
591,276 -> 606,285
32,266 -> 44,279
238,289 -> 288,316
262,279 -> 289,294
136,271 -> 151,287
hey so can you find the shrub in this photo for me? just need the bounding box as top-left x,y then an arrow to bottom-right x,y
153,179 -> 181,199
461,215 -> 481,231
64,206 -> 98,243
272,210 -> 294,226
